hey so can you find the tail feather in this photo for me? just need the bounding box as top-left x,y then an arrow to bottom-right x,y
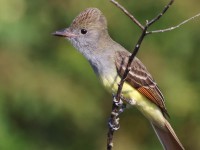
151,120 -> 184,150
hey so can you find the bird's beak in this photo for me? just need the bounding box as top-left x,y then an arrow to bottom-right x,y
52,28 -> 77,38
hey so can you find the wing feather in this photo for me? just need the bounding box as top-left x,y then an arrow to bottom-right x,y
115,51 -> 169,117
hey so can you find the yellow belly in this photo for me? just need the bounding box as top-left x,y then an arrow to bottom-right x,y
101,75 -> 165,127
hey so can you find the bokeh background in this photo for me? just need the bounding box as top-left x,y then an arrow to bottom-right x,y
0,0 -> 200,149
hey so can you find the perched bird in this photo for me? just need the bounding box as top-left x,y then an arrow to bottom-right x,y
53,8 -> 184,150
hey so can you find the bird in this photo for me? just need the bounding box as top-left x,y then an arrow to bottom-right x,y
53,8 -> 184,150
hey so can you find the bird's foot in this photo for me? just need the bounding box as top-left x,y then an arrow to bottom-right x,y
112,94 -> 123,107
112,94 -> 127,115
107,94 -> 128,131
108,117 -> 120,131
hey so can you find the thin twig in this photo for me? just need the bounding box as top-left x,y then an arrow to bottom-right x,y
147,13 -> 200,34
115,0 -> 175,99
110,0 -> 144,30
114,0 -> 175,113
115,26 -> 148,101
107,0 -> 175,150
107,0 -> 200,149
147,0 -> 174,27
107,99 -> 118,150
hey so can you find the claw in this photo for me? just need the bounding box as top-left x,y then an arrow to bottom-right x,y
112,94 -> 123,107
109,94 -> 127,131
119,104 -> 126,113
108,118 -> 120,131
111,111 -> 119,116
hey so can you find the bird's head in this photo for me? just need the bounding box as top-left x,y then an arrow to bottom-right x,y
53,8 -> 108,51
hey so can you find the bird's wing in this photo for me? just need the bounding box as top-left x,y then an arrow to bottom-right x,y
115,51 -> 169,117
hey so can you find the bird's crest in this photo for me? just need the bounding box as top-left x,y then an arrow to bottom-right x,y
71,8 -> 107,29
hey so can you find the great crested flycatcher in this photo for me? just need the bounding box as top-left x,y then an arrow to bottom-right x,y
53,8 -> 184,150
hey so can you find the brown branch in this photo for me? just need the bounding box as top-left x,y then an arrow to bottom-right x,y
107,0 -> 175,150
147,0 -> 174,27
107,98 -> 119,150
115,0 -> 175,103
115,0 -> 175,104
107,0 -> 200,149
110,0 -> 144,30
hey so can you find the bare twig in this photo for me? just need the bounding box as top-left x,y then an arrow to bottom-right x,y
147,13 -> 200,34
107,97 -> 119,150
147,0 -> 174,27
107,0 -> 175,150
115,0 -> 175,103
111,0 -> 176,104
110,0 -> 144,30
107,96 -> 133,150
115,26 -> 148,101
107,0 -> 200,149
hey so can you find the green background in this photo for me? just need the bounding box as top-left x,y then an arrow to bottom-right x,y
0,0 -> 200,149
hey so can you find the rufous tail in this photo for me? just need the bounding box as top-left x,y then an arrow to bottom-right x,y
151,119 -> 185,150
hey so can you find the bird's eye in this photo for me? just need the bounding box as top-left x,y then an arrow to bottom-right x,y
81,29 -> 87,34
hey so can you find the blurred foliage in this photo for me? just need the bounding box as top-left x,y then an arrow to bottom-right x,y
0,0 -> 200,149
